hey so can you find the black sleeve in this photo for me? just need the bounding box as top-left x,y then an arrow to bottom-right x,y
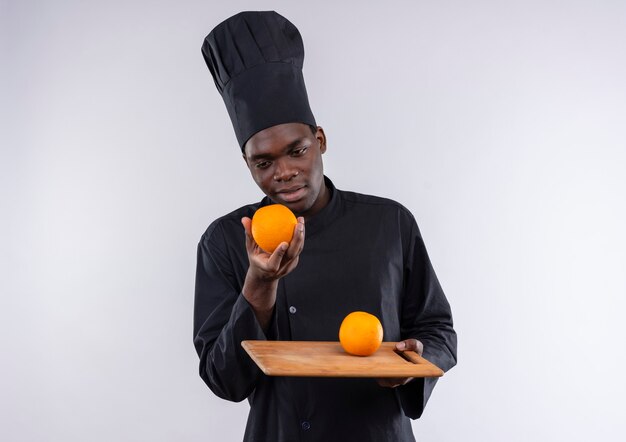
396,212 -> 458,419
193,221 -> 269,402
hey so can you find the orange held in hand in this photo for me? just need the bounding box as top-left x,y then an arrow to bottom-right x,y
339,311 -> 384,356
251,204 -> 298,253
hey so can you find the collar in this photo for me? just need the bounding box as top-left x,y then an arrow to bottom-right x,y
303,176 -> 341,238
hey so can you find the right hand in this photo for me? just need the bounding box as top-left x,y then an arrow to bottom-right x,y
240,216 -> 305,315
241,216 -> 305,282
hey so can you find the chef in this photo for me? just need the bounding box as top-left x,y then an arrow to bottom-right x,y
194,11 -> 457,441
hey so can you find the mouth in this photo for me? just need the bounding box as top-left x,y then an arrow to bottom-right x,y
275,185 -> 307,203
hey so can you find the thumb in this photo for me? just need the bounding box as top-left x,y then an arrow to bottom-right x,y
241,217 -> 252,237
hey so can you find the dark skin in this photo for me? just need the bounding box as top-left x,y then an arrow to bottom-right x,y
240,122 -> 328,331
240,122 -> 422,388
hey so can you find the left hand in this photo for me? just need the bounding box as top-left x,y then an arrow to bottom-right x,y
376,339 -> 424,388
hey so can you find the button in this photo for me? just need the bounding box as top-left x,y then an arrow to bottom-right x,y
301,421 -> 310,430
289,306 -> 297,314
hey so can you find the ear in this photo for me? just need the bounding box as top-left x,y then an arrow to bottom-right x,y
242,148 -> 251,169
315,126 -> 327,154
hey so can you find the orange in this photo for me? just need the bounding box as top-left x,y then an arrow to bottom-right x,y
339,311 -> 384,356
251,204 -> 298,253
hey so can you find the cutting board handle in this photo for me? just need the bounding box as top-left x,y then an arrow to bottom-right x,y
394,349 -> 423,365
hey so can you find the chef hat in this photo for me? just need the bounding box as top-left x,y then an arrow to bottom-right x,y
202,11 -> 317,150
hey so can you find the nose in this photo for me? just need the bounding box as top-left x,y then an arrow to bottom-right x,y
273,159 -> 299,182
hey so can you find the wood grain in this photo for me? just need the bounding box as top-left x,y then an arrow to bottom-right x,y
241,341 -> 444,378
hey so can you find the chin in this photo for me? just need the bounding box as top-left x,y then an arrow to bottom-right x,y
284,201 -> 305,214
284,200 -> 311,216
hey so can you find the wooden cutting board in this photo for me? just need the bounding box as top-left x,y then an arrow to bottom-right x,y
241,341 -> 444,378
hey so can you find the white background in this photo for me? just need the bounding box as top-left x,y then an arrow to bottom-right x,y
2,0 -> 625,440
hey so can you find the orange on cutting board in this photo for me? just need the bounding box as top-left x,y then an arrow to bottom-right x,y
339,311 -> 384,356
251,204 -> 298,253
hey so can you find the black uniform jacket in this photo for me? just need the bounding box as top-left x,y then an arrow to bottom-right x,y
194,177 -> 457,442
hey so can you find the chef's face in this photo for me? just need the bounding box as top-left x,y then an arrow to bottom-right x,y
243,122 -> 328,218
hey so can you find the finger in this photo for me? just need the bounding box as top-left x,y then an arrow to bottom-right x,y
377,378 -> 403,388
396,339 -> 423,356
377,379 -> 392,387
241,217 -> 253,237
266,242 -> 289,271
241,217 -> 256,252
395,340 -> 410,351
295,217 -> 305,253
285,217 -> 305,260
276,256 -> 299,278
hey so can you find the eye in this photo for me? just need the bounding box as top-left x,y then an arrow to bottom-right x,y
291,146 -> 308,156
255,160 -> 271,169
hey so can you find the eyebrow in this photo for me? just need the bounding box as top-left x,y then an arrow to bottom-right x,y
247,137 -> 308,162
